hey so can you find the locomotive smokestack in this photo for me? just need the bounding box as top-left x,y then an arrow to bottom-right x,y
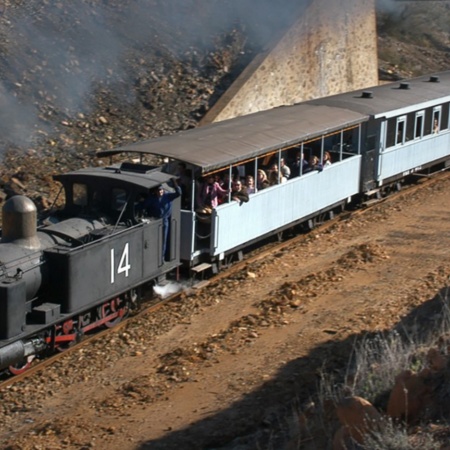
1,195 -> 40,249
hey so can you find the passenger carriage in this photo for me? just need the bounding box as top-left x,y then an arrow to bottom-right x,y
98,104 -> 368,269
98,71 -> 450,271
311,71 -> 450,193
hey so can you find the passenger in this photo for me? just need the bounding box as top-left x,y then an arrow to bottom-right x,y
268,163 -> 287,185
245,175 -> 256,194
304,156 -> 323,173
280,158 -> 291,179
322,151 -> 332,167
222,172 -> 231,190
256,169 -> 270,190
196,175 -> 228,214
224,180 -> 249,205
214,173 -> 224,187
290,151 -> 309,178
144,178 -> 181,263
434,119 -> 439,134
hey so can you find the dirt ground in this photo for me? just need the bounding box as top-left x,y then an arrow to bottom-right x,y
1,175 -> 449,450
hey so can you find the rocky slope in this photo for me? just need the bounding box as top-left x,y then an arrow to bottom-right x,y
1,1 -> 450,207
0,0 -> 299,207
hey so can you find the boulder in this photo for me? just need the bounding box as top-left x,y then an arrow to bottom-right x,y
335,396 -> 383,444
386,369 -> 433,423
427,347 -> 447,372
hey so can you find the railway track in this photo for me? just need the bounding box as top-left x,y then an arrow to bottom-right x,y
1,169 -> 448,392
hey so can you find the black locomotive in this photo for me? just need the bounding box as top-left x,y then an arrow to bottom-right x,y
0,162 -> 181,374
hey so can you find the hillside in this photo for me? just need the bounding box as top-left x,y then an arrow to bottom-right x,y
0,1 -> 449,206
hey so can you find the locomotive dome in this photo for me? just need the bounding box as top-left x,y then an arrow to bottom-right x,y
1,195 -> 40,249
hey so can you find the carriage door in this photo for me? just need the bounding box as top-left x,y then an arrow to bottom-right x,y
361,122 -> 379,191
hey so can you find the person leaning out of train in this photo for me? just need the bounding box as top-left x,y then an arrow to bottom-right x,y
196,175 -> 228,214
145,178 -> 182,263
322,151 -> 332,167
224,179 -> 249,205
304,156 -> 323,174
256,169 -> 270,191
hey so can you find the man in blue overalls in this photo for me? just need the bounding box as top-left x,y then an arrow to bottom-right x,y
145,178 -> 181,264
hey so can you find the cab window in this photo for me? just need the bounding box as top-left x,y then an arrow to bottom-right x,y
111,188 -> 127,212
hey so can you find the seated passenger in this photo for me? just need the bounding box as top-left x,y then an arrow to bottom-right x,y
322,151 -> 332,167
196,175 -> 228,214
245,175 -> 256,194
224,180 -> 249,205
434,119 -> 439,134
290,151 -> 309,178
268,163 -> 287,185
256,169 -> 270,191
280,158 -> 291,179
304,156 -> 323,173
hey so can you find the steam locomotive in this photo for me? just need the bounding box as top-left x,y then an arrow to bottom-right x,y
2,70 -> 450,375
0,164 -> 181,374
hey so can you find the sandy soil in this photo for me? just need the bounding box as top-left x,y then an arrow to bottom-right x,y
1,174 -> 449,450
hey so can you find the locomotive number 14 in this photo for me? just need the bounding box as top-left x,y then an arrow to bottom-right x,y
111,243 -> 131,284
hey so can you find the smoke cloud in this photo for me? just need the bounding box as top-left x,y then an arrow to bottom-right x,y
0,0 -> 303,152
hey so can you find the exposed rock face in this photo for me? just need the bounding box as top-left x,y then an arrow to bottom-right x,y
203,0 -> 378,123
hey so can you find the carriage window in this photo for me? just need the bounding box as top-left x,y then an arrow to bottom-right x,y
111,188 -> 127,212
386,117 -> 396,148
73,183 -> 88,206
406,112 -> 415,141
414,111 -> 424,139
441,104 -> 449,131
432,107 -> 441,134
396,116 -> 406,145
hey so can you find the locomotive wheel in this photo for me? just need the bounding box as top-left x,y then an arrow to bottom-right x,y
9,356 -> 34,375
55,320 -> 79,352
101,298 -> 129,328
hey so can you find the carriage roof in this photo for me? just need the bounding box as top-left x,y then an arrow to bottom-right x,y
97,104 -> 367,174
309,71 -> 450,119
96,70 -> 450,174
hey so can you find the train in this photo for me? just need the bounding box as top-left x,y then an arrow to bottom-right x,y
1,71 -> 450,375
